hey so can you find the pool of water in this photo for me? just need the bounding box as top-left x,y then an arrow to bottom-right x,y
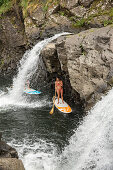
0,75 -> 84,170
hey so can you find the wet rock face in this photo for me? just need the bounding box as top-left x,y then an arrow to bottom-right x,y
0,0 -> 113,108
41,43 -> 61,73
41,40 -> 83,106
0,141 -> 18,158
1,0 -> 112,77
0,133 -> 25,170
41,25 -> 113,108
0,8 -> 27,76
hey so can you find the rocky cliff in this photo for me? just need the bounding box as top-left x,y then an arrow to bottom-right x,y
0,132 -> 25,170
41,25 -> 113,108
0,0 -> 113,75
0,0 -> 113,108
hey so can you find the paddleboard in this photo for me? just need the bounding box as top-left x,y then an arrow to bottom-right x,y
54,98 -> 72,113
24,88 -> 41,94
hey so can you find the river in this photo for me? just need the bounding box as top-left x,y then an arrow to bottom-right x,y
0,33 -> 113,170
0,75 -> 83,170
0,33 -> 83,170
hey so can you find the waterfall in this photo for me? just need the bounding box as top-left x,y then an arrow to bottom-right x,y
0,32 -> 113,170
56,88 -> 113,170
0,33 -> 70,109
9,32 -> 70,101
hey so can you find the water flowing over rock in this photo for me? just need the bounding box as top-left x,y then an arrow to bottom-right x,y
0,0 -> 112,75
0,0 -> 113,108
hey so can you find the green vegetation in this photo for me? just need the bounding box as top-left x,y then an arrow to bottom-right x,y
71,7 -> 113,28
0,0 -> 13,15
0,58 -> 4,67
0,0 -> 113,28
0,0 -> 40,17
59,11 -> 65,16
103,20 -> 113,27
42,0 -> 60,12
72,18 -> 85,27
80,44 -> 87,56
0,0 -> 60,16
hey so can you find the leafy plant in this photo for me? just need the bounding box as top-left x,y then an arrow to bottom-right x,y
73,18 -> 86,27
0,0 -> 13,15
42,4 -> 48,12
103,19 -> 113,27
59,11 -> 65,16
20,0 -> 29,18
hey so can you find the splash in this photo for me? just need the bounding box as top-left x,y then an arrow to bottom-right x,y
57,88 -> 113,170
0,33 -> 70,110
9,138 -> 58,170
8,88 -> 113,170
9,32 -> 70,101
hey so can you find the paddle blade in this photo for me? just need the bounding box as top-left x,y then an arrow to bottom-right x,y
49,96 -> 56,114
49,107 -> 54,114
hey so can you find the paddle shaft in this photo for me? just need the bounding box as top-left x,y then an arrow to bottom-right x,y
49,90 -> 56,114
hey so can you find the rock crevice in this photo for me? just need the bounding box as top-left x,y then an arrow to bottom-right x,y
41,25 -> 113,108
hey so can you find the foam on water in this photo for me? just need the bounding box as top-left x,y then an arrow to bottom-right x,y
0,88 -> 49,112
0,33 -> 70,111
9,32 -> 70,101
56,88 -> 113,170
9,139 -> 58,170
3,32 -> 113,170
7,87 -> 113,170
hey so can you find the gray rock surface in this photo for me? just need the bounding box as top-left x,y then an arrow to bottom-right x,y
0,141 -> 18,158
0,133 -> 25,170
41,43 -> 61,73
60,0 -> 79,9
70,6 -> 87,18
1,0 -> 112,77
41,25 -> 113,108
0,0 -> 113,108
0,8 -> 27,75
79,0 -> 94,7
0,158 -> 25,170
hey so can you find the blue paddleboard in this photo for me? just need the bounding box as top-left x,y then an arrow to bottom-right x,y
24,88 -> 41,94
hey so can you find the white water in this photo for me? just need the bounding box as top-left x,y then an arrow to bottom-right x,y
10,139 -> 57,170
0,32 -> 71,170
0,33 -> 70,109
8,86 -> 113,170
10,32 -> 70,101
56,88 -> 113,170
1,32 -> 113,170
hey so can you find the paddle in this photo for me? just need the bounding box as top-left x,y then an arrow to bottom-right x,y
49,90 -> 56,114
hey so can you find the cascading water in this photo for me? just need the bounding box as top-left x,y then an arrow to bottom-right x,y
1,32 -> 113,170
7,84 -> 113,170
56,88 -> 113,170
0,32 -> 73,170
9,32 -> 70,101
0,32 -> 70,108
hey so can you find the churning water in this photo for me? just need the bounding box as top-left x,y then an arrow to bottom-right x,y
56,88 -> 113,170
0,32 -> 70,108
0,33 -> 112,170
